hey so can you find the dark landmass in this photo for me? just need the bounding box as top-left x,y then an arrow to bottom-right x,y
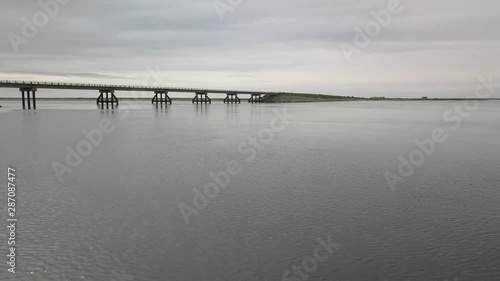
263,93 -> 361,103
365,97 -> 491,101
262,93 -> 492,103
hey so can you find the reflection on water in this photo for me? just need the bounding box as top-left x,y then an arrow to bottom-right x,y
0,100 -> 499,281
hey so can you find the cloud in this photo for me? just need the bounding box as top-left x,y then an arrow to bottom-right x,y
0,0 -> 499,97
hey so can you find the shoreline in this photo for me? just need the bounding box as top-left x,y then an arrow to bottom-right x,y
263,93 -> 493,103
0,95 -> 496,103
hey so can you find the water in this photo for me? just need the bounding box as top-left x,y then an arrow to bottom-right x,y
0,100 -> 499,281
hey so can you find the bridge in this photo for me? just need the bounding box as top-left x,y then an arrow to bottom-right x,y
0,80 -> 283,109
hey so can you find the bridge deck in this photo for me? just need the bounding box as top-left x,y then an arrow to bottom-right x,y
0,81 -> 282,96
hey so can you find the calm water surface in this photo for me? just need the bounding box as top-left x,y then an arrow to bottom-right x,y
0,100 -> 499,281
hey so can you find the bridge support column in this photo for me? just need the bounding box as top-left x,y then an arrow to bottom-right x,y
97,90 -> 119,109
152,91 -> 172,106
248,93 -> 264,103
20,88 -> 37,110
224,93 -> 241,104
192,92 -> 211,104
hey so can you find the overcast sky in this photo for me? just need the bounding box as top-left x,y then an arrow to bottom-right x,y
1,0 -> 499,98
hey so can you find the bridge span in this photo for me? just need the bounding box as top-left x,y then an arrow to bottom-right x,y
0,80 -> 282,109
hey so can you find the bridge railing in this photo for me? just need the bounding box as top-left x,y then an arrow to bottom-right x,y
0,80 -> 284,95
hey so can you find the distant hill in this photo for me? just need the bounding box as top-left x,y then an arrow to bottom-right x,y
263,93 -> 360,103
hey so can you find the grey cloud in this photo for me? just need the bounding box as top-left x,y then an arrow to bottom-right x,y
0,0 -> 499,97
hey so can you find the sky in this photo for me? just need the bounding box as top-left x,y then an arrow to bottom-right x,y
1,0 -> 499,98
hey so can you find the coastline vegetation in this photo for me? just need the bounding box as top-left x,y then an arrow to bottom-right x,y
261,93 -> 491,103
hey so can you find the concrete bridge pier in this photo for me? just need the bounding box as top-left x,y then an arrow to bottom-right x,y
248,93 -> 264,103
97,89 -> 119,109
152,91 -> 172,106
224,93 -> 241,104
20,88 -> 37,109
192,92 -> 211,104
